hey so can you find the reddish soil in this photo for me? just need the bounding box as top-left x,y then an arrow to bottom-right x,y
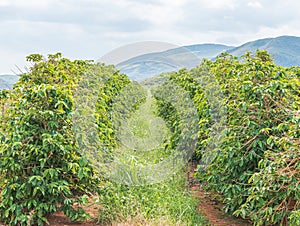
188,163 -> 252,226
47,213 -> 96,226
47,201 -> 101,226
1,164 -> 253,226
47,163 -> 252,226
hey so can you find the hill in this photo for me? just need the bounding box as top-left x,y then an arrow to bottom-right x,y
1,36 -> 300,86
0,74 -> 19,90
117,36 -> 300,80
228,36 -> 300,67
117,44 -> 233,81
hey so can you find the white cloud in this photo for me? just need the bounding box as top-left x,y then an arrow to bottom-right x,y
0,0 -> 300,73
247,1 -> 262,8
0,0 -> 10,6
197,0 -> 238,9
109,0 -> 187,28
2,0 -> 50,8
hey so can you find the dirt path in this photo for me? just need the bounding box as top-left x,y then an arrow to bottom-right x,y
188,163 -> 252,226
3,168 -> 252,226
1,85 -> 253,225
47,203 -> 100,226
46,164 -> 252,226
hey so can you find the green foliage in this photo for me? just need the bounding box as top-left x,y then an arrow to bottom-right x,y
0,54 -> 99,225
154,84 -> 180,151
1,49 -> 298,225
191,50 -> 300,225
164,50 -> 299,225
94,73 -> 146,165
95,73 -> 131,148
290,209 -> 300,225
0,89 -> 10,137
97,174 -> 206,226
71,63 -> 121,173
91,69 -> 204,225
167,67 -> 212,160
153,74 -> 201,166
235,115 -> 300,225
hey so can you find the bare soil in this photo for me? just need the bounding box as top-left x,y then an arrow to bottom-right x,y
188,163 -> 252,226
47,163 -> 252,226
1,164 -> 253,226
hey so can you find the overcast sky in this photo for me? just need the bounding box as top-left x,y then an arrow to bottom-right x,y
1,0 -> 300,74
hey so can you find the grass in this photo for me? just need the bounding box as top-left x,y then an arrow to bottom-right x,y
95,86 -> 207,225
96,172 -> 207,226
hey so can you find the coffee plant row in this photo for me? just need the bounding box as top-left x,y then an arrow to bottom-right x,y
165,50 -> 300,225
0,53 -> 140,225
0,50 -> 299,225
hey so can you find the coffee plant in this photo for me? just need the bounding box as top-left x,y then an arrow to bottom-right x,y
196,51 -> 299,225
161,50 -> 299,225
0,49 -> 298,226
0,53 -> 100,225
0,89 -> 10,137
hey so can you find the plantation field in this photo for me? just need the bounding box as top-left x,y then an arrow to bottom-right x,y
0,51 -> 299,225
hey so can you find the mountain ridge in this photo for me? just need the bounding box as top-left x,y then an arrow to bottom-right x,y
117,35 -> 300,80
227,35 -> 300,67
0,74 -> 19,90
1,35 -> 300,89
117,43 -> 233,80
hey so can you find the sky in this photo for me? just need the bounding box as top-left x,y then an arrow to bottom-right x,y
1,0 -> 300,74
